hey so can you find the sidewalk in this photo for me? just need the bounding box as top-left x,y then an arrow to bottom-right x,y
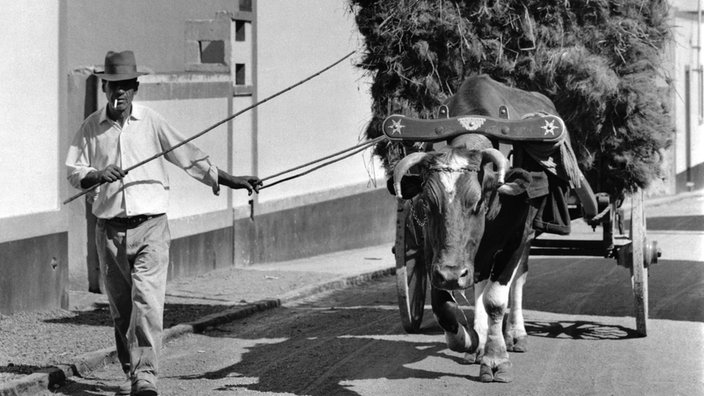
0,245 -> 396,396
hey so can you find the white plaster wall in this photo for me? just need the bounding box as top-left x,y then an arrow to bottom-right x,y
65,0 -> 237,74
671,13 -> 704,174
255,0 -> 383,204
0,1 -> 60,218
133,98 -> 231,219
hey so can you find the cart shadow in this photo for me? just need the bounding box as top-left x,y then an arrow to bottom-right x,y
524,319 -> 641,340
439,308 -> 641,340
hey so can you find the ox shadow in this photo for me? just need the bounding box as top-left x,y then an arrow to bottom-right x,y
175,308 -> 490,395
169,280 -> 493,394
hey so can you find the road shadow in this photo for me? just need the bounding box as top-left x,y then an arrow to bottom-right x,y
167,275 -> 651,395
646,215 -> 704,232
525,319 -> 641,340
42,302 -> 232,328
524,257 -> 704,322
49,379 -> 120,396
174,304 -> 487,395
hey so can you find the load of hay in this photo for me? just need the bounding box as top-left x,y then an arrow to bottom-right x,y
348,0 -> 673,196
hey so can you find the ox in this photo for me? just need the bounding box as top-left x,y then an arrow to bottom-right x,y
392,75 -> 568,382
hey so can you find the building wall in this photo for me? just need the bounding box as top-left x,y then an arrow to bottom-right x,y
65,0 -> 238,74
0,0 -> 392,313
0,1 -> 68,314
0,1 -> 62,218
254,1 -> 379,205
670,2 -> 704,192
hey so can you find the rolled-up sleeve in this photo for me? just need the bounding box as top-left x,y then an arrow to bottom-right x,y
65,128 -> 97,190
155,113 -> 221,195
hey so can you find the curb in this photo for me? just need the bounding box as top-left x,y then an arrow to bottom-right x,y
0,266 -> 395,396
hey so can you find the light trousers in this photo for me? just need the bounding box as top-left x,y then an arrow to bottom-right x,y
96,215 -> 170,384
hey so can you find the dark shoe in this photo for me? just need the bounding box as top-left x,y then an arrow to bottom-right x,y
114,378 -> 131,396
131,379 -> 158,396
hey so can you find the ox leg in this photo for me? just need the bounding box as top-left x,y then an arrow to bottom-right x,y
479,280 -> 513,383
504,243 -> 529,353
431,287 -> 478,356
466,279 -> 488,364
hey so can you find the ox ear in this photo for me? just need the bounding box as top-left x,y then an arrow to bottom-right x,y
483,168 -> 530,220
497,168 -> 531,196
481,162 -> 502,192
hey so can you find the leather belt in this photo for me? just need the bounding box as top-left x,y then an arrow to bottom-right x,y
105,213 -> 165,226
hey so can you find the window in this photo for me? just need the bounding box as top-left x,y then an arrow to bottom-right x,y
235,63 -> 246,85
199,40 -> 225,64
235,20 -> 246,41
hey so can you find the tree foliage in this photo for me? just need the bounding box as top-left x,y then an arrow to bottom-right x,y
349,0 -> 674,195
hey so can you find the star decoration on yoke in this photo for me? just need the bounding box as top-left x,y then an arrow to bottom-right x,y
541,119 -> 558,136
388,119 -> 405,135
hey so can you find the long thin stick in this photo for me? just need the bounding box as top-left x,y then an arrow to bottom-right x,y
63,50 -> 357,205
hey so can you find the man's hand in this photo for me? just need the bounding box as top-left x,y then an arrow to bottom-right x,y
81,165 -> 126,189
218,170 -> 263,195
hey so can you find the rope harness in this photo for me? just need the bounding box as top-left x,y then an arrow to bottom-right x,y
260,135 -> 386,190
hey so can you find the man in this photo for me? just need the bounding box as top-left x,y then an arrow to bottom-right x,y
66,50 -> 262,396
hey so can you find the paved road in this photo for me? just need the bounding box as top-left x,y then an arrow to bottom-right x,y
55,271 -> 703,396
52,193 -> 704,395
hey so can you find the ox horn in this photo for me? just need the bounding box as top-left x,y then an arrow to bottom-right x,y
481,148 -> 507,184
393,152 -> 431,199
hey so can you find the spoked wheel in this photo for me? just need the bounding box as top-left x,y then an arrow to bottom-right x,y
395,199 -> 427,333
629,189 -> 649,336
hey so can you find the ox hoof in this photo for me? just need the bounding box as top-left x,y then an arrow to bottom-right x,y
463,350 -> 483,365
506,336 -> 528,353
445,325 -> 475,353
479,362 -> 513,383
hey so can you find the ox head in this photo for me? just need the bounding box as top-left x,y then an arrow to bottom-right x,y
393,139 -> 529,291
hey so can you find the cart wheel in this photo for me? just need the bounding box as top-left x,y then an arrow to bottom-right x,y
395,199 -> 427,333
629,189 -> 648,336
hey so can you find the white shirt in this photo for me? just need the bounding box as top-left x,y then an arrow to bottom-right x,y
66,103 -> 220,219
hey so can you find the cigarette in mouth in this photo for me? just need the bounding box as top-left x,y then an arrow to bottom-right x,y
113,99 -> 118,108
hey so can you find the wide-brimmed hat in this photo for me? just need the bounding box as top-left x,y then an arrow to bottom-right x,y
94,50 -> 148,81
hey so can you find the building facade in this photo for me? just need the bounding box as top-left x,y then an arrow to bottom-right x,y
668,0 -> 704,193
0,0 -> 395,314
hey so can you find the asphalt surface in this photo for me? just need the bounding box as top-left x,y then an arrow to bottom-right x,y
1,190 -> 702,395
55,274 -> 703,396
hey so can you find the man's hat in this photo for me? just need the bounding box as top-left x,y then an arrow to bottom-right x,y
94,50 -> 148,81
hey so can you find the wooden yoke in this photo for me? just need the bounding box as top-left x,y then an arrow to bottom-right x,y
382,113 -> 566,144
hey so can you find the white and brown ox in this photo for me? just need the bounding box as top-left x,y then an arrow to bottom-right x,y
393,75 -> 561,382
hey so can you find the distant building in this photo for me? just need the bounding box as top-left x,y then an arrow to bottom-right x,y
667,0 -> 704,193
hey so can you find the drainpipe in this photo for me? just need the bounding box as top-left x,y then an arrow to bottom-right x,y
698,0 -> 702,124
686,65 -> 693,191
